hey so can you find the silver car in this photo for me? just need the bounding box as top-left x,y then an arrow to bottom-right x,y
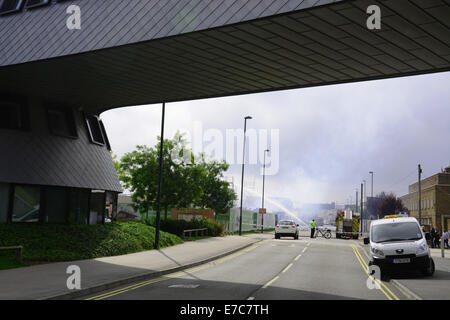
275,220 -> 299,240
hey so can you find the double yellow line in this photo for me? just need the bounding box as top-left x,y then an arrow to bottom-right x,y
351,244 -> 399,300
86,241 -> 267,300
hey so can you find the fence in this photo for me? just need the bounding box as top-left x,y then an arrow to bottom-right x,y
217,208 -> 276,234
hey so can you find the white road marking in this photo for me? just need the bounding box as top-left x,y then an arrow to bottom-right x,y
247,297 -> 255,300
294,254 -> 302,261
282,263 -> 293,273
262,276 -> 279,289
168,284 -> 200,289
302,247 -> 308,253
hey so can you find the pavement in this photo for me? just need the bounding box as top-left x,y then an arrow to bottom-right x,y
0,234 -> 262,300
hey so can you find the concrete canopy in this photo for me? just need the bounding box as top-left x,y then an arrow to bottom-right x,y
0,0 -> 449,114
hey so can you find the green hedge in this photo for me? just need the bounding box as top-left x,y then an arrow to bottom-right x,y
143,217 -> 224,238
0,222 -> 183,263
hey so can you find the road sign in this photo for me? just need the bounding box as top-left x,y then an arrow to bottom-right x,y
259,208 -> 266,214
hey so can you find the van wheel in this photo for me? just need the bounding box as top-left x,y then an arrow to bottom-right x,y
422,258 -> 435,277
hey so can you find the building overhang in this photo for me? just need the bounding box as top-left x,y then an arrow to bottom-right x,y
0,0 -> 449,113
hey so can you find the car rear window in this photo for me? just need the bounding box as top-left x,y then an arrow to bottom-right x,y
279,221 -> 294,225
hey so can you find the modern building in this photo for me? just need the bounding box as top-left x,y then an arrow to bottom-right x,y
400,166 -> 450,231
1,0 -> 449,225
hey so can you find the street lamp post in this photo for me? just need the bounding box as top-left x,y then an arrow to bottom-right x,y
239,116 -> 252,236
363,180 -> 366,203
154,102 -> 166,249
261,149 -> 269,233
369,171 -> 374,198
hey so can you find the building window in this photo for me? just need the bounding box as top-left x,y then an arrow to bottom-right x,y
12,185 -> 40,223
0,184 -> 10,223
45,187 -> 68,223
0,0 -> 24,15
69,189 -> 90,224
89,191 -> 105,225
85,114 -> 105,146
0,99 -> 29,130
47,107 -> 78,138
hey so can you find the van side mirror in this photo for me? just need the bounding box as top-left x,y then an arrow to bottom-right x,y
297,224 -> 299,227
363,237 -> 370,245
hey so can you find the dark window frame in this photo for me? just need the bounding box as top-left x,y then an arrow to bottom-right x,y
46,105 -> 78,139
84,113 -> 106,146
0,96 -> 30,131
0,0 -> 25,16
6,184 -> 98,225
9,184 -> 43,224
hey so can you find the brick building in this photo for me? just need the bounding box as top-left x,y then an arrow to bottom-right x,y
400,166 -> 450,231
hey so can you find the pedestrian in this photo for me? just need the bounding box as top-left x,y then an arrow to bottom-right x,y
434,229 -> 441,248
430,227 -> 436,248
310,219 -> 316,238
443,230 -> 449,249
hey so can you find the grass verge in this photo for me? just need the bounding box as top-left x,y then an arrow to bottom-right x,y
0,221 -> 183,267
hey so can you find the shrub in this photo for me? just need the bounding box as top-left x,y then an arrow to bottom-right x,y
0,222 -> 183,263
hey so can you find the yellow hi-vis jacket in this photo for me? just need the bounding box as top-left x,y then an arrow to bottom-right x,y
310,221 -> 316,229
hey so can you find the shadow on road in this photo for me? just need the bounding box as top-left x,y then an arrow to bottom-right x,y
383,269 -> 450,281
96,276 -> 362,300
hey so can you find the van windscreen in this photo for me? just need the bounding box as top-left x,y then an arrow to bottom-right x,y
371,222 -> 422,243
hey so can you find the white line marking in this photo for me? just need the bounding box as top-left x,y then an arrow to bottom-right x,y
302,247 -> 308,253
294,254 -> 302,261
307,242 -> 311,247
282,263 -> 293,273
262,276 -> 279,289
247,297 -> 255,300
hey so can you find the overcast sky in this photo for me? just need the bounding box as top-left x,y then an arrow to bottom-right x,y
101,71 -> 450,208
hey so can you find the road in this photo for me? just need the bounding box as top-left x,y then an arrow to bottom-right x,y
82,234 -> 410,300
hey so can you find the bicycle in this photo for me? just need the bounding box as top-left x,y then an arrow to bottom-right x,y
314,228 -> 332,239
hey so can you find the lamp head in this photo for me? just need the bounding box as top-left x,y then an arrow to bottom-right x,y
245,116 -> 253,120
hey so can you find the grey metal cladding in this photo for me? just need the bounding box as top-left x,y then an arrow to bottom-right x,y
0,97 -> 122,192
0,0 -> 343,66
0,0 -> 449,114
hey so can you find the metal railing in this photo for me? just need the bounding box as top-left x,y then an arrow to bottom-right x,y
182,228 -> 208,239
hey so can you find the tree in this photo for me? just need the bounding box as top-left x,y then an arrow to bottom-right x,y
118,132 -> 197,220
376,192 -> 408,218
117,132 -> 236,220
194,156 -> 237,215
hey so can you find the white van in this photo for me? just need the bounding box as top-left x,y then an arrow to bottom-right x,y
363,216 -> 434,276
